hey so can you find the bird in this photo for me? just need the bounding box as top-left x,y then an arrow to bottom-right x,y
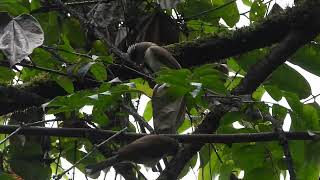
127,42 -> 186,134
85,135 -> 179,176
127,42 -> 181,74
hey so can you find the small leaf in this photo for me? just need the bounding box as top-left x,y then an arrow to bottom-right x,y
90,62 -> 107,81
55,76 -> 74,93
143,100 -> 153,121
267,64 -> 311,99
131,78 -> 153,97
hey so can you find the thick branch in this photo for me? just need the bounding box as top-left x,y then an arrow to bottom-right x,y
0,85 -> 45,115
166,1 -> 320,67
233,27 -> 320,95
0,125 -> 319,143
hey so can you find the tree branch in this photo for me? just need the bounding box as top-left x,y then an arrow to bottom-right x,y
0,125 -> 318,144
165,0 -> 320,67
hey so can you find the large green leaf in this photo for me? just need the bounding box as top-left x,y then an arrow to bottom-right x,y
178,0 -> 219,24
0,0 -> 29,16
211,0 -> 240,27
31,48 -> 60,68
232,143 -> 265,171
33,12 -> 60,44
290,43 -> 320,77
266,64 -> 311,99
7,143 -> 51,180
62,17 -> 86,48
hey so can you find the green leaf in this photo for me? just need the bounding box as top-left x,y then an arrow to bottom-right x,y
249,0 -> 267,22
143,100 -> 153,121
31,48 -> 59,68
227,58 -> 245,75
0,0 -> 29,16
33,12 -> 60,45
245,167 -> 278,180
91,40 -> 109,56
98,55 -> 114,64
177,118 -> 191,133
264,85 -> 282,101
131,78 -> 153,97
90,62 -> 107,81
178,0 -> 219,25
7,143 -> 51,180
0,173 -> 15,180
30,0 -> 41,11
236,48 -> 268,71
232,143 -> 265,171
92,108 -> 110,126
272,104 -> 287,120
290,141 -> 305,164
62,17 -> 86,48
296,162 -> 319,180
220,111 -> 244,126
47,90 -> 94,113
187,20 -> 219,34
192,64 -> 227,94
283,92 -> 302,113
301,104 -> 320,130
211,0 -> 240,27
58,36 -> 79,62
290,43 -> 320,77
55,76 -> 74,93
198,145 -> 219,180
252,86 -> 265,100
156,68 -> 192,95
242,0 -> 254,6
0,66 -> 14,82
266,64 -> 311,99
178,153 -> 198,179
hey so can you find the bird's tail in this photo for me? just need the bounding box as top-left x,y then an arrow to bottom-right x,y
85,155 -> 119,178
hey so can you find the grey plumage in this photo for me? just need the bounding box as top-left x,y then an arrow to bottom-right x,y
85,135 -> 179,177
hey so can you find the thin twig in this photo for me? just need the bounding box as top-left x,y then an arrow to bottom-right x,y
226,69 -> 241,89
41,45 -> 92,59
210,144 -> 223,163
262,112 -> 296,180
54,127 -> 127,179
122,105 -> 154,133
0,61 -> 100,84
302,93 -> 320,103
65,0 -> 112,6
